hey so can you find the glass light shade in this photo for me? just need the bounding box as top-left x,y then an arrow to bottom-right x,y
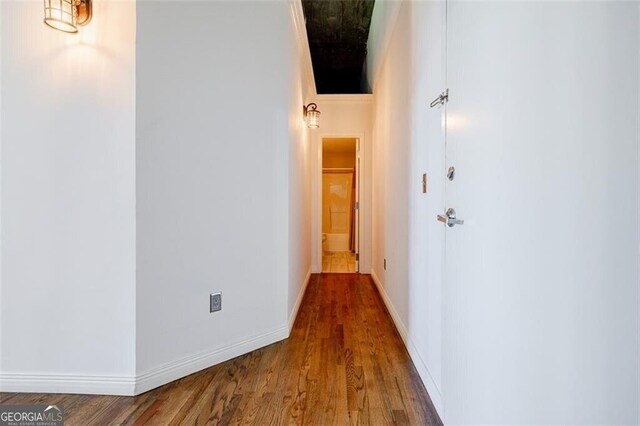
44,0 -> 78,33
303,103 -> 321,129
44,0 -> 91,33
307,109 -> 320,129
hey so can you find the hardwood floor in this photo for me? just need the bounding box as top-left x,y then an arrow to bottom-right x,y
0,274 -> 441,425
322,252 -> 357,273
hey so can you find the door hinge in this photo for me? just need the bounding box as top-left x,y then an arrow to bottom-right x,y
430,88 -> 449,108
356,253 -> 359,261
354,202 -> 359,210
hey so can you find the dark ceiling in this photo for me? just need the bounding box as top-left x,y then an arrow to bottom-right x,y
302,0 -> 375,94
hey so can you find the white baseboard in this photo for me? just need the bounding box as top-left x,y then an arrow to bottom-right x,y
0,373 -> 136,396
0,325 -> 290,397
289,268 -> 312,332
1,272 -> 442,413
1,272 -> 316,398
134,325 -> 289,395
1,272 -> 318,397
370,270 -> 444,419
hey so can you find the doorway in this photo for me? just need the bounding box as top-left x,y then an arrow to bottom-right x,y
322,138 -> 359,273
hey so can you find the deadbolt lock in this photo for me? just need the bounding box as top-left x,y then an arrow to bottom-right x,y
447,166 -> 456,181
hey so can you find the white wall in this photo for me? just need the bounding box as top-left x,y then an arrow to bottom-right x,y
0,0 -> 314,396
136,0 -> 312,393
287,0 -> 314,326
0,0 -> 137,393
370,1 -> 640,423
371,3 -> 411,362
311,95 -> 372,273
365,0 -> 401,93
369,0 -> 445,416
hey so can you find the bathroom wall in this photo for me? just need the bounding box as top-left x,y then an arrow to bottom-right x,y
323,153 -> 356,169
322,171 -> 354,240
322,138 -> 357,253
323,138 -> 357,168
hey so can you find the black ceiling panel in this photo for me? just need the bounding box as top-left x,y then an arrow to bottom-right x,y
302,0 -> 375,94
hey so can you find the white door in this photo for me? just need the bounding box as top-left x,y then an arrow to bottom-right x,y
442,2 -> 639,424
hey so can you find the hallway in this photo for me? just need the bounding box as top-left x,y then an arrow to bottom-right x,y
0,274 -> 441,425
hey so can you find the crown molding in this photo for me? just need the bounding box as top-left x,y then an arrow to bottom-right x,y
313,94 -> 373,104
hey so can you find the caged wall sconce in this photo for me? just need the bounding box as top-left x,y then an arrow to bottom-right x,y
303,103 -> 321,129
44,0 -> 92,33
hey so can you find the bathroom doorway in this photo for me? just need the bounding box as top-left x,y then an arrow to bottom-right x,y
322,138 -> 359,273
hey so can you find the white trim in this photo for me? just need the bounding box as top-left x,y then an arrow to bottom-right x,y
289,268 -> 312,331
370,270 -> 444,419
0,273 -> 444,412
0,373 -> 136,396
1,325 -> 290,396
313,94 -> 373,104
134,325 -> 288,395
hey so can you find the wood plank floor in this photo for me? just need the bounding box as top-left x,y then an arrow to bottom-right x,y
322,252 -> 357,273
0,274 -> 442,425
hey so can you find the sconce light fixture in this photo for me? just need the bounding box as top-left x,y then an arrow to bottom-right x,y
44,0 -> 92,33
303,103 -> 321,129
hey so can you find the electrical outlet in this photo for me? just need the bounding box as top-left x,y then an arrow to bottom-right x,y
210,292 -> 222,313
384,259 -> 387,270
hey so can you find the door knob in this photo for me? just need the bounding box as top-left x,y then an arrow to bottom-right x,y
437,208 -> 464,227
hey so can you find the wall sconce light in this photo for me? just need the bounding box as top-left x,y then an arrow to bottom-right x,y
44,0 -> 92,33
303,103 -> 321,129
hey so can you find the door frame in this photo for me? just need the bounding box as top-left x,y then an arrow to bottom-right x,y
315,133 -> 365,273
